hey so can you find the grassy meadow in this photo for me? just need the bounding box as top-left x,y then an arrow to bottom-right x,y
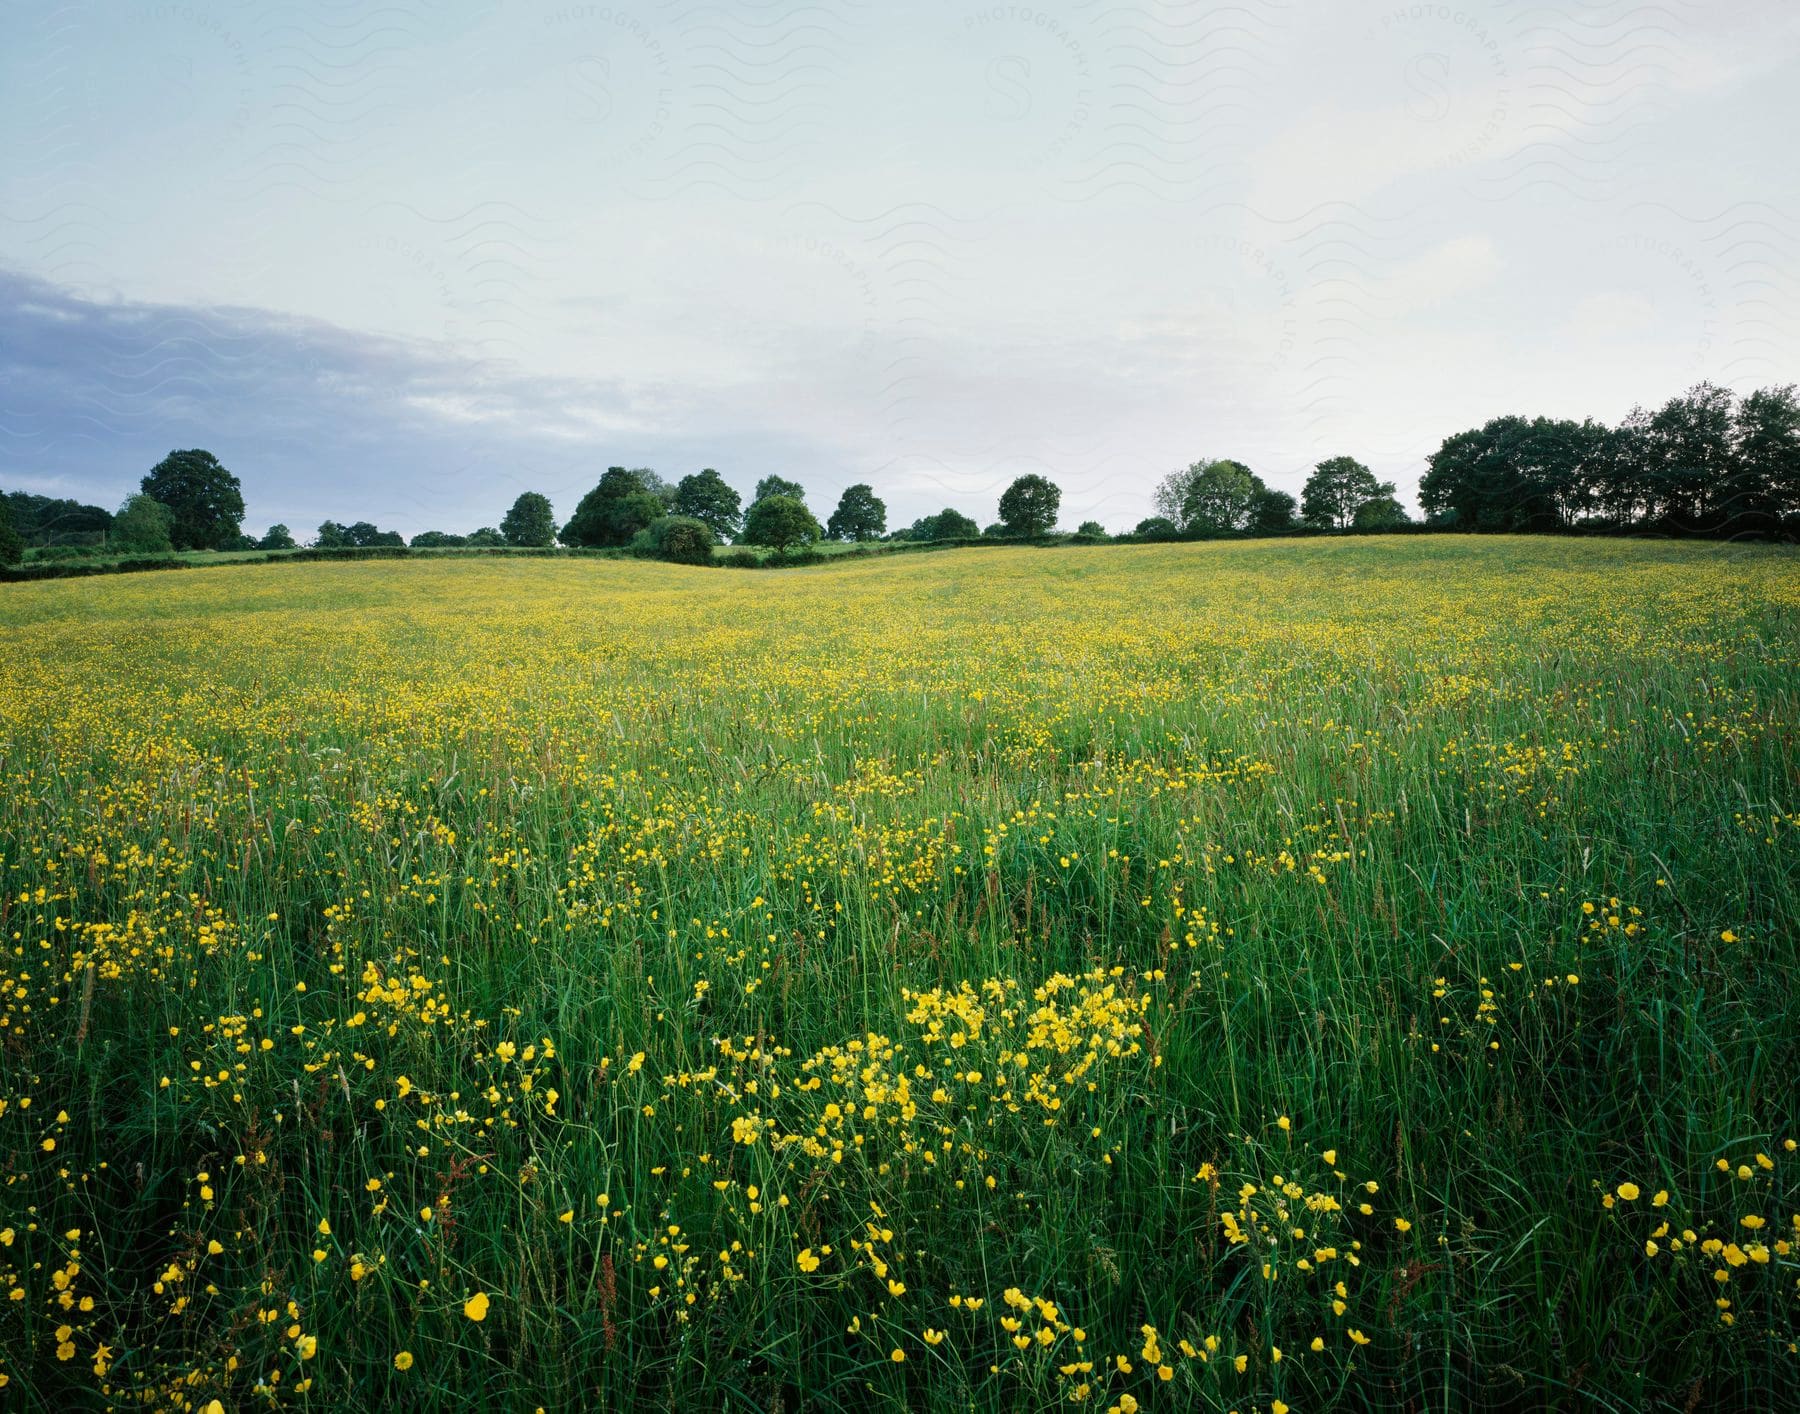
0,538 -> 1796,1411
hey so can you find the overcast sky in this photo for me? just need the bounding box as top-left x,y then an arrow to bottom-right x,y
3,0 -> 1797,536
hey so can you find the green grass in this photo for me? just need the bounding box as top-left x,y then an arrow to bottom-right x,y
0,537 -> 1795,1410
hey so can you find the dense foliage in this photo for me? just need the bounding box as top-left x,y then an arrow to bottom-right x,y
628,515 -> 716,565
141,449 -> 246,551
672,470 -> 742,543
0,498 -> 20,566
826,484 -> 887,542
997,474 -> 1061,538
318,521 -> 405,549
741,494 -> 822,554
110,493 -> 174,553
500,493 -> 557,548
1,493 -> 112,548
562,470 -> 664,549
1421,383 -> 1800,535
896,508 -> 982,542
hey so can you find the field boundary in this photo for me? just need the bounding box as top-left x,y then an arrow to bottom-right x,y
4,522 -> 1795,585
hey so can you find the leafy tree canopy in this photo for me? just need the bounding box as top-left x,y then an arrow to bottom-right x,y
673,469 -> 742,541
753,475 -> 806,506
1352,495 -> 1410,529
501,492 -> 557,547
741,494 -> 821,554
1302,457 -> 1392,530
1154,459 -> 1261,532
0,494 -> 22,565
826,483 -> 887,541
563,468 -> 664,548
998,474 -> 1061,537
1180,459 -> 1259,534
142,448 -> 245,550
1248,487 -> 1297,534
4,491 -> 112,546
632,469 -> 678,508
113,493 -> 175,554
899,508 -> 979,542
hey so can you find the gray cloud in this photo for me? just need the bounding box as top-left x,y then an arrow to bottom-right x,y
0,268 -> 840,536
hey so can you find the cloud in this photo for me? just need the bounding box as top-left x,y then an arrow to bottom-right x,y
0,269 -> 835,536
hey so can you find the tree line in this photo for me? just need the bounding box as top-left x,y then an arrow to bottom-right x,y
1420,382 -> 1800,535
2,381 -> 1794,568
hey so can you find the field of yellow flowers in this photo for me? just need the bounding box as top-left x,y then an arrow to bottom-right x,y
1,537 -> 1796,1411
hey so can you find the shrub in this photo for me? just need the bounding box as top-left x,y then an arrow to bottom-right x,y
631,515 -> 716,565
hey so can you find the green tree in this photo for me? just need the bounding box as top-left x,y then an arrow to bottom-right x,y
1133,516 -> 1181,541
1180,459 -> 1258,533
466,527 -> 507,547
141,449 -> 245,550
562,468 -> 664,548
998,474 -> 1061,537
1302,456 -> 1391,530
673,469 -> 742,541
0,494 -> 22,565
1580,415 -> 1653,526
1075,520 -> 1107,538
634,469 -> 679,509
1152,463 -> 1205,527
4,492 -> 112,547
340,521 -> 405,547
314,520 -> 348,548
1352,496 -> 1410,529
900,508 -> 980,541
826,484 -> 887,541
410,531 -> 466,548
501,492 -> 557,547
258,524 -> 297,550
1419,417 -> 1606,532
741,494 -> 821,554
1642,382 -> 1735,529
113,493 -> 175,553
1247,487 -> 1297,534
753,475 -> 806,506
1732,384 -> 1800,524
